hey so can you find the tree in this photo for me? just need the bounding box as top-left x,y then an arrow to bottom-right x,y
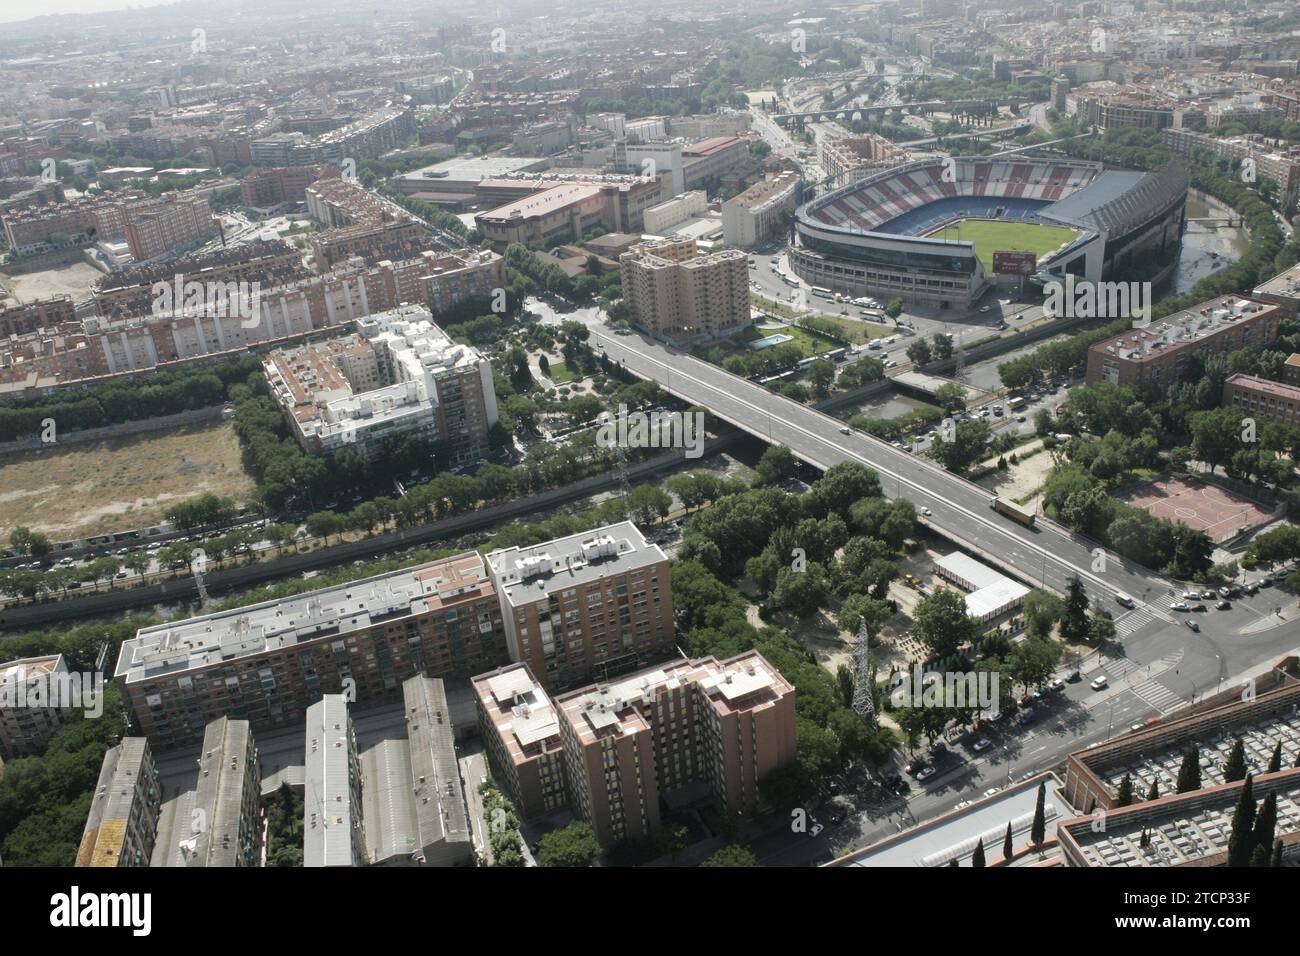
930,419 -> 991,472
1176,744 -> 1202,794
772,562 -> 830,617
806,359 -> 836,397
934,382 -> 966,414
1268,741 -> 1282,774
306,511 -> 343,544
931,332 -> 954,361
884,297 -> 903,319
1146,779 -> 1160,801
1223,737 -> 1248,782
1003,821 -> 1014,860
1251,791 -> 1277,863
627,485 -> 672,525
9,527 -> 51,559
906,339 -> 932,366
1060,576 -> 1090,642
537,821 -> 601,867
1031,781 -> 1047,847
701,844 -> 758,867
1116,774 -> 1134,807
1226,774 -> 1256,867
912,588 -> 978,658
971,837 -> 985,867
1022,589 -> 1063,639
756,445 -> 800,485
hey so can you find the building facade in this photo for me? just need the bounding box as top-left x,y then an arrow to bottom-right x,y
0,654 -> 72,759
471,662 -> 569,820
618,237 -> 750,343
76,738 -> 161,867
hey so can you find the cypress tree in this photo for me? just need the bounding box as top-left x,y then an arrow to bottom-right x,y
1267,742 -> 1282,774
972,838 -> 986,868
1176,743 -> 1202,793
1249,844 -> 1270,867
1226,775 -> 1256,868
1223,738 -> 1248,782
1003,821 -> 1014,860
1146,779 -> 1160,801
1031,781 -> 1046,847
1252,792 -> 1278,858
1116,773 -> 1134,807
1271,839 -> 1284,868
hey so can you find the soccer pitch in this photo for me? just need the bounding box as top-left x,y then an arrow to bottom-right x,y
927,219 -> 1079,274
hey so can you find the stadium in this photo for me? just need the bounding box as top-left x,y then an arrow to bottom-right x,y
790,156 -> 1189,310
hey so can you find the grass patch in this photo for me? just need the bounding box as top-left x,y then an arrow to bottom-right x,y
927,218 -> 1079,275
547,361 -> 577,384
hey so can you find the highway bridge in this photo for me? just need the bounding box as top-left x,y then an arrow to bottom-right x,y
582,320 -> 1177,618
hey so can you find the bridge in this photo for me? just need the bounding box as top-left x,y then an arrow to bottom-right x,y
580,319 -> 1176,615
1187,216 -> 1245,228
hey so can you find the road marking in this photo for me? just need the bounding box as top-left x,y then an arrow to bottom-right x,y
1113,607 -> 1157,637
590,326 -> 1166,603
1129,679 -> 1185,716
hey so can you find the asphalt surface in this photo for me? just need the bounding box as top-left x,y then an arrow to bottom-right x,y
580,317 -> 1173,613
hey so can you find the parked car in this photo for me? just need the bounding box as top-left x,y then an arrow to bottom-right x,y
1047,678 -> 1065,692
983,787 -> 1002,798
1090,675 -> 1109,690
1171,601 -> 1189,611
915,766 -> 938,782
809,823 -> 825,837
971,738 -> 992,753
1185,620 -> 1200,632
1216,600 -> 1231,610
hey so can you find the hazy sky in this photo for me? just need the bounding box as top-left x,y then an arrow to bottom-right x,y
0,0 -> 181,26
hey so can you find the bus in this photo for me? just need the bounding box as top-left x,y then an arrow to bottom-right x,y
811,286 -> 833,298
990,496 -> 1035,527
1008,396 -> 1026,411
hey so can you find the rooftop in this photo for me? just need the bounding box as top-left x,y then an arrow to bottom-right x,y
472,662 -> 563,762
304,695 -> 357,868
1255,261 -> 1300,300
1091,295 -> 1278,364
116,552 -> 495,685
1225,372 -> 1300,402
486,521 -> 666,607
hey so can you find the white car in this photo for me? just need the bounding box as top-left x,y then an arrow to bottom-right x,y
1091,675 -> 1109,690
809,823 -> 825,837
920,506 -> 932,516
983,787 -> 1001,798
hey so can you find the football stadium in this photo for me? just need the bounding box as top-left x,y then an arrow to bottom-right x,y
790,157 -> 1189,310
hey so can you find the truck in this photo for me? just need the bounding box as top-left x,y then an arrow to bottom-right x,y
990,496 -> 1035,527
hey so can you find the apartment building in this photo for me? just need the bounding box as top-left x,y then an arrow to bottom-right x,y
310,219 -> 430,270
554,651 -> 797,846
722,171 -> 802,250
305,177 -> 399,229
0,248 -> 504,399
304,694 -> 366,867
114,552 -> 509,748
0,295 -> 76,336
818,134 -> 909,184
472,662 -> 569,820
124,192 -> 221,260
486,522 -> 675,690
262,303 -> 498,461
240,164 -> 339,207
1161,128 -> 1300,194
1071,88 -> 1179,131
619,237 -> 750,344
76,738 -> 162,867
152,717 -> 262,867
1222,373 -> 1300,426
0,654 -> 72,759
1253,261 -> 1300,320
1085,295 -> 1282,391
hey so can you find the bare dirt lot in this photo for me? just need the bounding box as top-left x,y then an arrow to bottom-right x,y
0,421 -> 256,542
0,260 -> 104,302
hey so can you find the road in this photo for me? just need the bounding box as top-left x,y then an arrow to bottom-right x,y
582,319 -> 1173,611
747,582 -> 1300,866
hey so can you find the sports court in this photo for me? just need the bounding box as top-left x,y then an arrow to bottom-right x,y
1121,477 -> 1274,544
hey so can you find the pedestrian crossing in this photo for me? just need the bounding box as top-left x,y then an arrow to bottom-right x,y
1113,607 -> 1158,637
1104,657 -> 1142,679
1129,679 -> 1185,716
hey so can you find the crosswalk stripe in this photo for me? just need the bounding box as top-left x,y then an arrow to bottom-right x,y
1113,608 -> 1156,637
1129,679 -> 1185,716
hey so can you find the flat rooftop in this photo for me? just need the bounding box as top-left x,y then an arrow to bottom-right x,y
486,521 -> 666,608
1063,769 -> 1300,866
471,663 -> 562,763
304,695 -> 356,867
0,654 -> 61,684
392,156 -> 549,188
1091,295 -> 1278,363
1225,372 -> 1300,401
117,552 -> 494,685
1255,261 -> 1300,300
477,182 -> 605,223
828,774 -> 1064,867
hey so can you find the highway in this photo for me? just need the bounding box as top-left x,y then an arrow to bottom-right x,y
581,319 -> 1176,613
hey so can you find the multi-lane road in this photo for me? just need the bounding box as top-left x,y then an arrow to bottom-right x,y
579,318 -> 1173,614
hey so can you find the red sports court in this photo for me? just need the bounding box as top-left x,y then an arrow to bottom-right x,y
1121,476 -> 1273,544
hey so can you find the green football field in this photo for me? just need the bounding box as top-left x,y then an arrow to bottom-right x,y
927,219 -> 1079,275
